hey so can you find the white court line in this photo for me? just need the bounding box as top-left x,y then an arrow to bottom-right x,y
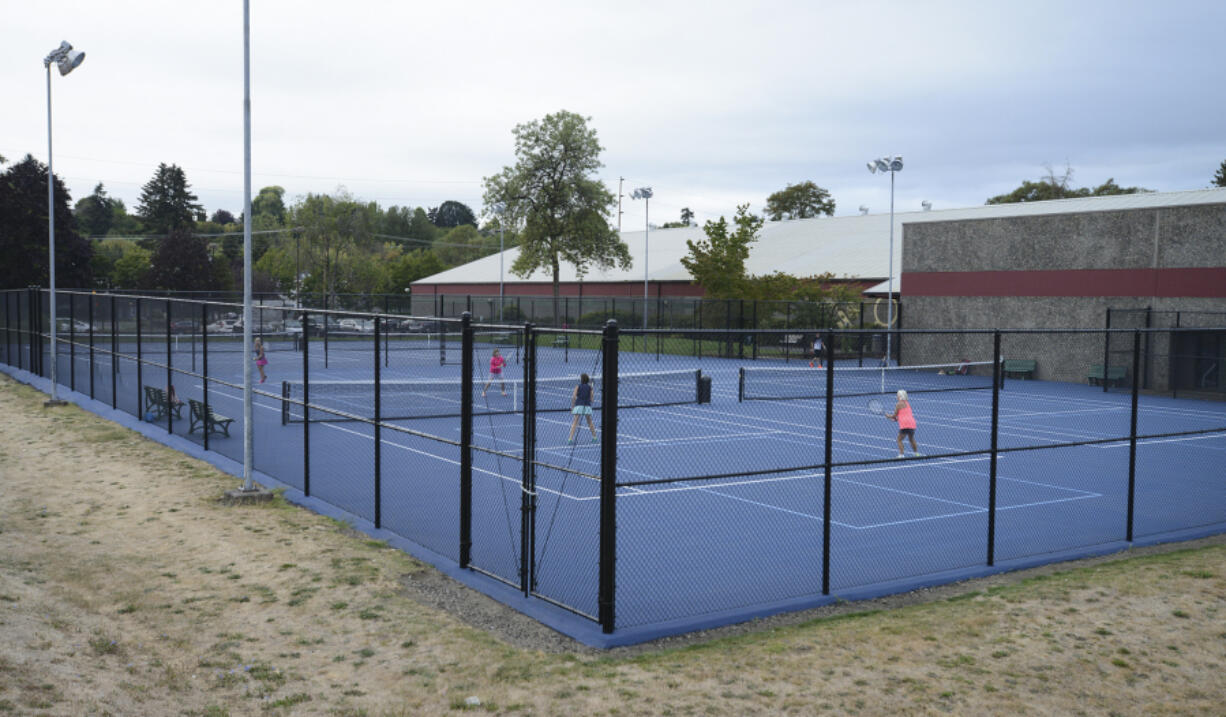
1096,433 -> 1226,449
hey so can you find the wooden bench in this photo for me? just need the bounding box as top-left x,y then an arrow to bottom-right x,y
1087,364 -> 1128,387
143,385 -> 183,420
188,398 -> 235,437
1003,359 -> 1037,380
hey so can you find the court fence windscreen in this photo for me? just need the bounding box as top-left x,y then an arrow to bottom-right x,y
2,287 -> 1224,638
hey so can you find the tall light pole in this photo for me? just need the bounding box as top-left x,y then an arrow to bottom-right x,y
867,155 -> 903,367
493,202 -> 506,322
42,41 -> 86,408
631,187 -> 652,331
240,0 -> 256,491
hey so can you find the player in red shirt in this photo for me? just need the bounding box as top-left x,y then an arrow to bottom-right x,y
482,348 -> 507,397
886,389 -> 921,458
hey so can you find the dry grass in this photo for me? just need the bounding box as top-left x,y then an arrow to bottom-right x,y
0,372 -> 1223,715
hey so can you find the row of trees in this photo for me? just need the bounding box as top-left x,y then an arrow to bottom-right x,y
0,152 -> 495,297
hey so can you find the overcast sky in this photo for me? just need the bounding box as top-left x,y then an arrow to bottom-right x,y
3,0 -> 1224,233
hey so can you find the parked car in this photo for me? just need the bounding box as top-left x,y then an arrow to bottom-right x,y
169,319 -> 196,334
55,318 -> 91,333
206,319 -> 239,333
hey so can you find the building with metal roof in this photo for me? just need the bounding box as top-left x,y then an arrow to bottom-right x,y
413,188 -> 1226,301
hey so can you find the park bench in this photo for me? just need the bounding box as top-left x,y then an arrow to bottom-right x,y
143,385 -> 183,420
1087,364 -> 1128,387
552,335 -> 569,347
1003,359 -> 1037,380
188,398 -> 235,437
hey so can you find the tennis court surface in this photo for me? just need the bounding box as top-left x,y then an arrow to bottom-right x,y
4,289 -> 1224,646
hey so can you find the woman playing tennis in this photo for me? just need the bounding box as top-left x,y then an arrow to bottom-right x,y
567,373 -> 598,444
481,348 -> 506,397
886,389 -> 921,458
253,337 -> 268,384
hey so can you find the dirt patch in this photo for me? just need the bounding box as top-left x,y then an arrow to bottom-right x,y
2,372 -> 1224,715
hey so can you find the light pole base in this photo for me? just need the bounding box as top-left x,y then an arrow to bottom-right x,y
221,486 -> 275,505
43,398 -> 68,408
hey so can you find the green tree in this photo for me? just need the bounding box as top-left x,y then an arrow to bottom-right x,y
210,209 -> 237,225
433,224 -> 496,266
987,165 -> 1150,204
136,163 -> 202,238
0,154 -> 93,289
147,228 -> 218,291
382,249 -> 445,292
107,199 -> 143,236
678,204 -> 763,298
482,110 -> 630,314
1213,159 -> 1226,188
764,181 -> 835,221
289,191 -> 379,303
428,200 -> 477,228
251,186 -> 286,225
407,207 -> 438,245
681,207 -> 694,226
74,183 -> 117,236
111,243 -> 152,289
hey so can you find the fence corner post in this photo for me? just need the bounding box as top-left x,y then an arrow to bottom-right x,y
599,318 -> 619,633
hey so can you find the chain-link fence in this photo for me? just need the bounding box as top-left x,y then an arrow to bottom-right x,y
3,287 -> 1224,638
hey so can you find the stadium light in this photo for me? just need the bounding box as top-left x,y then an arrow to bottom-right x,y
631,187 -> 653,331
867,155 -> 903,366
42,41 -> 86,408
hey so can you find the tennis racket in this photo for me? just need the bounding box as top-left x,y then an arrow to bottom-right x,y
867,398 -> 885,415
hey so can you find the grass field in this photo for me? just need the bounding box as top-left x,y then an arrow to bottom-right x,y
0,372 -> 1223,716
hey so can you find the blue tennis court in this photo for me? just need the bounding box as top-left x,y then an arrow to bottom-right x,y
6,315 -> 1225,646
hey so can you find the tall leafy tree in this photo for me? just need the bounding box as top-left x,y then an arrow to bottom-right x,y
407,207 -> 437,245
764,181 -> 835,221
74,183 -> 117,236
987,165 -> 1150,204
136,163 -> 202,239
251,185 -> 287,225
1213,159 -> 1226,188
482,110 -> 630,314
147,228 -> 217,291
0,154 -> 93,289
679,204 -> 762,298
680,207 -> 694,226
427,200 -> 477,228
289,191 -> 379,302
210,209 -> 237,225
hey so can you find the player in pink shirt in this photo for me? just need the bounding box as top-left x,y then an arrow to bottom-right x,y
886,389 -> 921,458
482,348 -> 507,397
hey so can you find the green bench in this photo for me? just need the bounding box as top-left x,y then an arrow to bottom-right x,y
1087,364 -> 1128,387
1003,359 -> 1037,380
143,385 -> 183,420
188,398 -> 235,437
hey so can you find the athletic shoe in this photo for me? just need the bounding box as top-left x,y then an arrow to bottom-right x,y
591,437 -> 599,443
894,453 -> 904,459
913,452 -> 923,457
568,439 -> 574,444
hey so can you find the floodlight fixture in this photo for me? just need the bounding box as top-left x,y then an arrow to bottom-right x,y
42,40 -> 86,407
631,187 -> 653,200
858,205 -> 869,215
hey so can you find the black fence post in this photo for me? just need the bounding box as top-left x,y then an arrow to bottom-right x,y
166,299 -> 173,434
520,321 -> 536,595
110,295 -> 117,409
1126,329 -> 1141,542
459,312 -> 474,569
28,288 -> 37,373
87,295 -> 95,399
202,302 -> 210,453
821,328 -> 834,595
987,330 -> 1002,566
599,319 -> 619,633
136,298 -> 143,418
68,293 -> 76,392
302,309 -> 310,497
373,316 -> 383,529
1102,308 -> 1112,393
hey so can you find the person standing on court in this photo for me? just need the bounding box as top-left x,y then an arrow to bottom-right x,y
567,373 -> 599,443
886,389 -> 921,458
253,337 -> 268,384
810,334 -> 824,368
482,348 -> 506,397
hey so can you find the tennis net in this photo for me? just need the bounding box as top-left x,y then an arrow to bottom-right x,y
739,360 -> 999,401
281,369 -> 701,423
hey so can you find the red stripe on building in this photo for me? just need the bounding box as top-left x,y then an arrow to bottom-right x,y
904,268 -> 1226,298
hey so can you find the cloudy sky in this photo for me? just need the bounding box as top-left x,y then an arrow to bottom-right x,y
3,0 -> 1224,232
